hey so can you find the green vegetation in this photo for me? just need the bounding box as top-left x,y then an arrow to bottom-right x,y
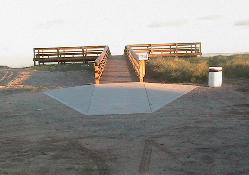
31,63 -> 93,72
0,88 -> 34,95
0,66 -> 9,69
209,54 -> 249,78
146,54 -> 249,83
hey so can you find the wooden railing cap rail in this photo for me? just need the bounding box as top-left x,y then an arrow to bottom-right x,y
84,45 -> 106,48
34,47 -> 84,50
94,46 -> 111,84
127,42 -> 201,48
125,45 -> 145,82
34,45 -> 107,50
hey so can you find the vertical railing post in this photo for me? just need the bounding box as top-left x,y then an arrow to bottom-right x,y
199,42 -> 202,56
149,44 -> 152,55
139,60 -> 145,82
33,48 -> 36,66
175,43 -> 178,58
142,60 -> 145,78
82,47 -> 85,62
57,48 -> 60,58
38,49 -> 41,65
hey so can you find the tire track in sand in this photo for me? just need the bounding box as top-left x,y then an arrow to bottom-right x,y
7,70 -> 31,88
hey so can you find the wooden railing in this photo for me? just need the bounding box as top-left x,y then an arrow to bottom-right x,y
125,46 -> 146,82
127,42 -> 202,58
33,45 -> 106,66
125,42 -> 201,82
94,46 -> 111,84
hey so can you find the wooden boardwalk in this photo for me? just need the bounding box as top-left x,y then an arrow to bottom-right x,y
100,55 -> 137,83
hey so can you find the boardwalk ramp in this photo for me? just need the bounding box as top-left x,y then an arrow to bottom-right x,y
100,55 -> 137,83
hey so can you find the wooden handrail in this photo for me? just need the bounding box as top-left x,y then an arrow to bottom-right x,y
124,42 -> 201,82
94,46 -> 111,84
33,45 -> 107,66
125,46 -> 146,82
33,45 -> 111,84
127,42 -> 202,58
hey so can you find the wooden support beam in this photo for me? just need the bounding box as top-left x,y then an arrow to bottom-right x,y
139,60 -> 145,82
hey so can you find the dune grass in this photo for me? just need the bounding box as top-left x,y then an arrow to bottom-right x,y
0,66 -> 9,69
31,63 -> 93,72
146,54 -> 249,83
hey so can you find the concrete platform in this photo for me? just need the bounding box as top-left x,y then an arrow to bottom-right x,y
44,83 -> 196,115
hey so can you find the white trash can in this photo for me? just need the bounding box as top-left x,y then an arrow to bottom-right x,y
208,67 -> 222,87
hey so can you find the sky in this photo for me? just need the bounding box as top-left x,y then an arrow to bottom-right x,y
0,0 -> 249,67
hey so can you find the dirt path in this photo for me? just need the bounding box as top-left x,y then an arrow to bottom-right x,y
0,69 -> 248,175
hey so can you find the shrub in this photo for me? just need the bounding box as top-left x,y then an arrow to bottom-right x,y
223,54 -> 249,78
146,54 -> 249,83
31,63 -> 93,72
146,57 -> 209,83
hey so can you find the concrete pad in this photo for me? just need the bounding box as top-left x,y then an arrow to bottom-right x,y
45,85 -> 94,114
88,83 -> 151,115
144,83 -> 196,112
44,83 -> 196,115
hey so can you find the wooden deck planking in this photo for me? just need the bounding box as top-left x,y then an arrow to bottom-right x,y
100,55 -> 137,83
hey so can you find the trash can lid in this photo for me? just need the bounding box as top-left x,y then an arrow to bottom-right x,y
209,67 -> 222,72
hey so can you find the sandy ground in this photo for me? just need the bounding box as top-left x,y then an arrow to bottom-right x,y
0,67 -> 249,175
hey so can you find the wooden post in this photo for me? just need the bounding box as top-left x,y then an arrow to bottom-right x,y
82,47 -> 85,59
199,42 -> 202,56
142,60 -> 145,77
57,48 -> 59,58
124,47 -> 127,56
139,60 -> 145,82
33,49 -> 36,66
175,43 -> 178,58
149,44 -> 152,55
